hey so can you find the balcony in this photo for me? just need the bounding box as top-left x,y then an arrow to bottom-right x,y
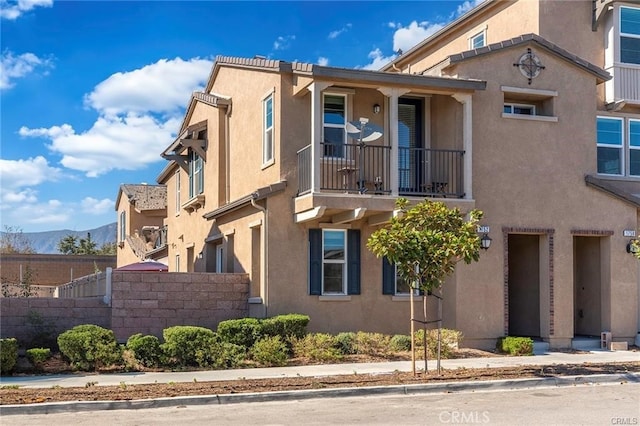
297,142 -> 465,198
606,63 -> 640,107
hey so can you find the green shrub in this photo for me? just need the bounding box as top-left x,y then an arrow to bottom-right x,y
195,341 -> 246,369
250,336 -> 289,367
25,310 -> 58,351
57,324 -> 122,371
217,318 -> 263,349
261,314 -> 310,342
390,334 -> 411,352
0,338 -> 18,375
354,332 -> 392,357
496,336 -> 533,356
414,328 -> 463,359
292,333 -> 342,362
161,326 -> 216,367
26,347 -> 51,365
126,334 -> 162,368
334,332 -> 357,355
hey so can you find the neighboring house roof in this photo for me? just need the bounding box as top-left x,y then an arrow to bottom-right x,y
585,175 -> 640,208
426,33 -> 610,83
116,184 -> 167,212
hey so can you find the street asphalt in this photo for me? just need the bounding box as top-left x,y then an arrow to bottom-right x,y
1,349 -> 638,415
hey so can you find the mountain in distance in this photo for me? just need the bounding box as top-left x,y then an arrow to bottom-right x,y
4,223 -> 117,254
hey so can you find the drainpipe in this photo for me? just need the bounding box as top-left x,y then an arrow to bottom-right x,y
250,196 -> 268,317
224,103 -> 232,204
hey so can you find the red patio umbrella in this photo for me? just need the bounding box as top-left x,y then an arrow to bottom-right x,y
115,260 -> 168,272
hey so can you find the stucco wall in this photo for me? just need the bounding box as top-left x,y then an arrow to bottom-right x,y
0,297 -> 111,348
0,272 -> 250,346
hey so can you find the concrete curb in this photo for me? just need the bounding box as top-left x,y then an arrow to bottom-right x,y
2,372 -> 638,415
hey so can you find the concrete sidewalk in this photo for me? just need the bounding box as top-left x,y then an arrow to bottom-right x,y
1,349 -> 638,389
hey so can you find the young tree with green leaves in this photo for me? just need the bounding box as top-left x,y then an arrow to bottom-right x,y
367,198 -> 484,375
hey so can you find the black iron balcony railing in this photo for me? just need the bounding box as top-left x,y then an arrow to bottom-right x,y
297,143 -> 464,198
397,147 -> 464,198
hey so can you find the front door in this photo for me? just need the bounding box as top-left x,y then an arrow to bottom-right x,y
398,98 -> 423,194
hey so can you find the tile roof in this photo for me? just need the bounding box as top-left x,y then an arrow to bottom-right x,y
430,33 -> 610,83
120,184 -> 167,211
585,175 -> 640,208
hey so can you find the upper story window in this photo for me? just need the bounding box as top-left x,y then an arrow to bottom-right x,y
189,149 -> 204,198
503,103 -> 535,116
501,86 -> 558,123
263,93 -> 274,165
630,119 -> 640,176
597,116 -> 623,175
620,6 -> 640,65
470,30 -> 486,49
175,170 -> 181,215
323,94 -> 346,158
118,211 -> 126,243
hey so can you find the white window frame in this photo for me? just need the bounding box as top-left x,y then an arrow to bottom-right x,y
619,5 -> 640,65
175,254 -> 180,272
262,93 -> 274,167
597,116 -> 624,176
215,244 -> 224,273
322,229 -> 347,295
469,29 -> 486,49
175,170 -> 181,215
188,149 -> 204,198
322,93 -> 347,159
628,118 -> 640,177
503,103 -> 536,116
118,211 -> 126,243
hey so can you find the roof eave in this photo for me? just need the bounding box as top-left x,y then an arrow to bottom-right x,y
307,65 -> 486,92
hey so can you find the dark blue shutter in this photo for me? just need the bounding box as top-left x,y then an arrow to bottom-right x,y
309,229 -> 322,295
347,230 -> 360,295
382,257 -> 395,295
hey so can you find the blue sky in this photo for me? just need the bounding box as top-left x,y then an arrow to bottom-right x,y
1,0 -> 483,233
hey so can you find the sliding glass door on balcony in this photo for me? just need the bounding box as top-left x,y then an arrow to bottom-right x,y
398,98 -> 424,194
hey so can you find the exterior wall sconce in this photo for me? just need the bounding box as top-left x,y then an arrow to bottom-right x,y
198,251 -> 204,259
373,104 -> 381,114
626,240 -> 638,255
480,233 -> 492,250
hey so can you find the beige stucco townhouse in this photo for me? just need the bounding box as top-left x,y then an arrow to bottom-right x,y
117,0 -> 640,350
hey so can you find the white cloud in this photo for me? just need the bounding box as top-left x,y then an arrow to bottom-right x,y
392,21 -> 445,54
81,197 -> 114,215
328,23 -> 352,40
2,188 -> 38,204
8,200 -> 70,225
0,50 -> 54,90
84,57 -> 212,116
456,0 -> 486,17
317,57 -> 329,66
0,156 -> 62,189
23,114 -> 181,177
273,35 -> 295,51
0,0 -> 52,20
19,57 -> 210,176
19,123 -> 73,138
359,48 -> 397,71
